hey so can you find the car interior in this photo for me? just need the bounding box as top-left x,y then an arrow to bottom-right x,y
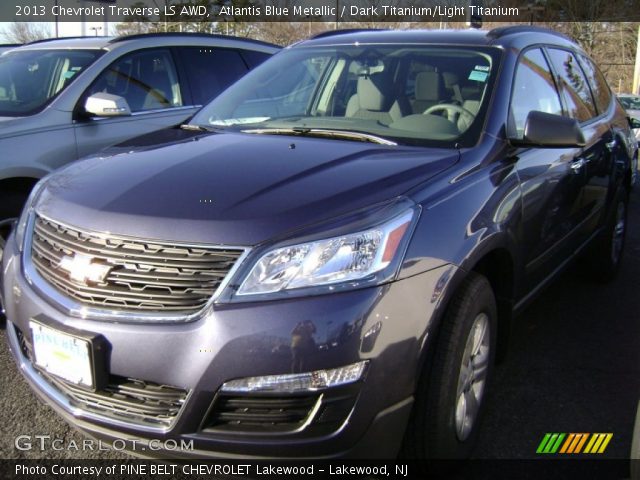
217,47 -> 493,143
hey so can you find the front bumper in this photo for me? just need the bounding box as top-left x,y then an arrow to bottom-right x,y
2,234 -> 455,459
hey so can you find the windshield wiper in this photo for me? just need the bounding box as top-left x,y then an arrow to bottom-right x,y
242,127 -> 397,146
180,124 -> 216,132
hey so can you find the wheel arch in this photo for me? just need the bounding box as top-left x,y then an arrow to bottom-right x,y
0,176 -> 41,194
415,236 -> 517,388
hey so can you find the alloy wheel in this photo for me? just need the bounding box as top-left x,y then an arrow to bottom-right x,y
455,312 -> 491,441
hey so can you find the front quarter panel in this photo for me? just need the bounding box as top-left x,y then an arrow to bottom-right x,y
401,141 -> 522,284
0,109 -> 77,180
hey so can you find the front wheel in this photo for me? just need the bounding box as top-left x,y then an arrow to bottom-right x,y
404,272 -> 497,460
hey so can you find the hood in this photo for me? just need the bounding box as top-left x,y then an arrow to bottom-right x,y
38,130 -> 458,246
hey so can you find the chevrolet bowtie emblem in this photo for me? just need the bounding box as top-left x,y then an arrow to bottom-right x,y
58,254 -> 112,285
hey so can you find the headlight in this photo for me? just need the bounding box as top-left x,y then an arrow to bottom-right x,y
14,179 -> 48,252
236,208 -> 417,297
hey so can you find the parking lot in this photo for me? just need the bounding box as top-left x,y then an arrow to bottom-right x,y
1,190 -> 639,469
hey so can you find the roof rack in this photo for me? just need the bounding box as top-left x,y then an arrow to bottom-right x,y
310,28 -> 386,40
487,25 -> 572,41
109,32 -> 277,48
26,36 -> 109,45
0,43 -> 21,47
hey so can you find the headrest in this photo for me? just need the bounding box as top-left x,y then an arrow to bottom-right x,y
415,71 -> 442,102
357,75 -> 388,111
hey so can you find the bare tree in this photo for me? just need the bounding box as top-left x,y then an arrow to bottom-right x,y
1,23 -> 51,44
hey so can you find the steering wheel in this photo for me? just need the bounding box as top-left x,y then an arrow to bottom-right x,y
424,104 -> 476,129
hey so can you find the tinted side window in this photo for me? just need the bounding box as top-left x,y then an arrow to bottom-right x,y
179,48 -> 248,105
510,48 -> 563,138
240,50 -> 272,69
577,53 -> 612,115
87,49 -> 182,113
546,48 -> 597,122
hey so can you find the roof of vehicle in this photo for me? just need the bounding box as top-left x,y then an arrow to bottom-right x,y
19,36 -> 112,50
14,33 -> 279,53
297,26 -> 577,51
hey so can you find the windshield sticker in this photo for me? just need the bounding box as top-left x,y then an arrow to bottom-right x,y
469,70 -> 488,82
474,65 -> 490,72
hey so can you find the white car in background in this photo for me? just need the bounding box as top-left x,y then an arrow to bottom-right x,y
618,94 -> 640,142
617,94 -> 640,186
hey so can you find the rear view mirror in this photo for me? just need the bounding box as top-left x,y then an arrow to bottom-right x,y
511,111 -> 585,148
84,92 -> 131,117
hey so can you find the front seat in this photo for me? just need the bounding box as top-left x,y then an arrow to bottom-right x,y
411,71 -> 443,113
345,73 -> 408,125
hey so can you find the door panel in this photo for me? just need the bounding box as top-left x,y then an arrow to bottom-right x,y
573,121 -> 612,238
546,47 -> 613,241
516,146 -> 586,289
509,47 -> 584,290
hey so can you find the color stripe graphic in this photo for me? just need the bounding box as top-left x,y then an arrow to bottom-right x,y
537,433 -> 613,454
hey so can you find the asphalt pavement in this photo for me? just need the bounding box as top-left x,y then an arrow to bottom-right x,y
0,190 -> 639,473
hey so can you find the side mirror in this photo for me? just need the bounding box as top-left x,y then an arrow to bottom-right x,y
628,116 -> 640,130
510,111 -> 586,148
84,92 -> 131,117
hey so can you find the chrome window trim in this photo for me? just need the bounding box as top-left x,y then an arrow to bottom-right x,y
7,321 -> 192,433
22,211 -> 251,323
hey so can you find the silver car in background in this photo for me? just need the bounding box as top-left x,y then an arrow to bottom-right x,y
618,94 -> 640,141
0,33 -> 278,246
0,44 -> 20,55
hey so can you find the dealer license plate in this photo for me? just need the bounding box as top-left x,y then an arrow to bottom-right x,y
29,321 -> 94,388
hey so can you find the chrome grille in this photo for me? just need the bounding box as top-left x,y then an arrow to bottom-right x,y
30,215 -> 244,313
47,374 -> 187,427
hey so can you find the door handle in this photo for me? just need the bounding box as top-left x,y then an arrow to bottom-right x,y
606,139 -> 617,151
571,158 -> 586,173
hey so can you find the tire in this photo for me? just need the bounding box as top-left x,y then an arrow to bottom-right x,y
404,272 -> 497,460
588,187 -> 628,282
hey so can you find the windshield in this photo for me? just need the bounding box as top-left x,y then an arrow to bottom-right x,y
619,95 -> 640,110
0,49 -> 103,116
190,45 -> 501,147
